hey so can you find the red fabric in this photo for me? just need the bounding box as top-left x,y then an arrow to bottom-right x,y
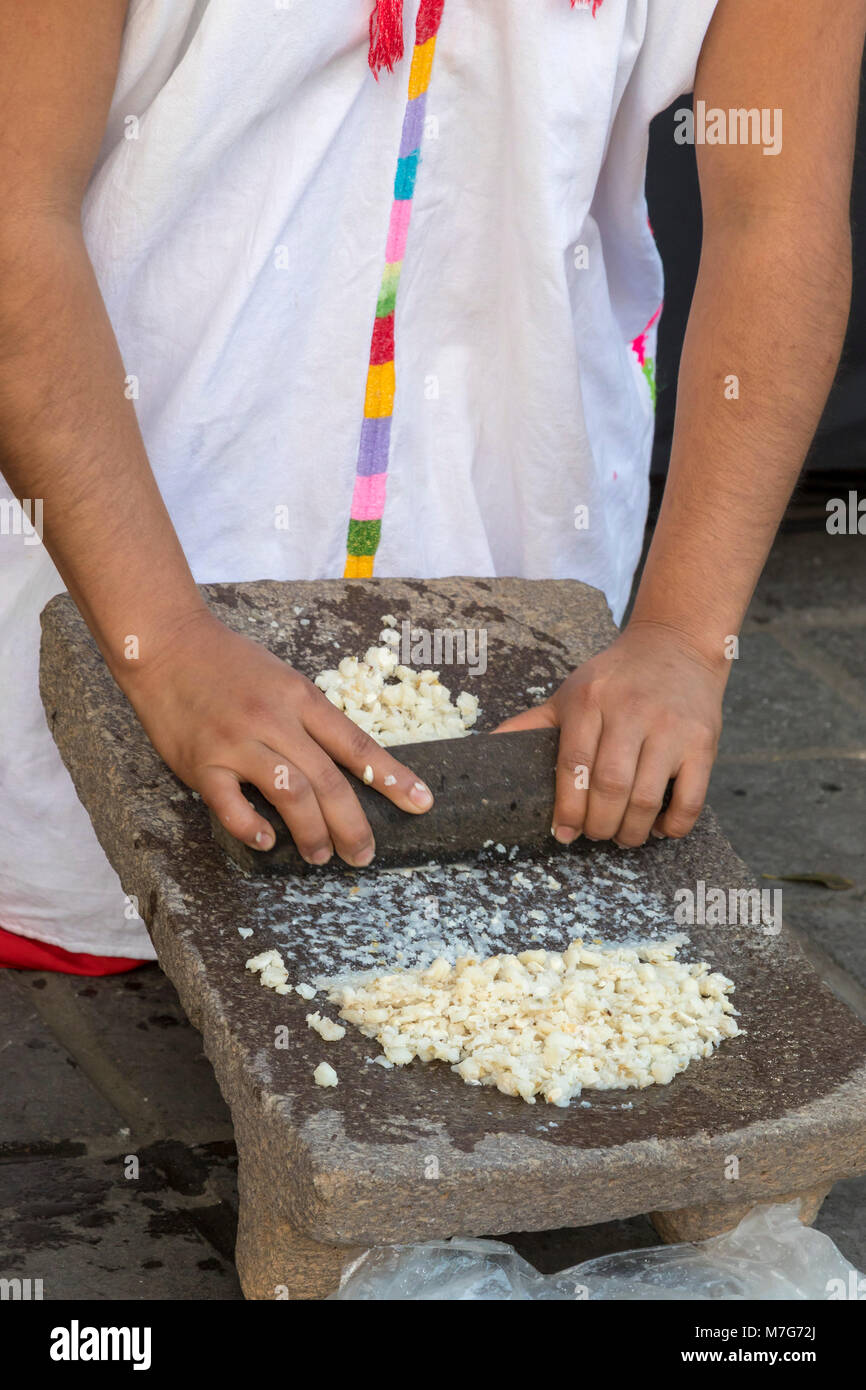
368,0 -> 604,74
368,0 -> 404,74
0,924 -> 146,976
370,312 -> 395,365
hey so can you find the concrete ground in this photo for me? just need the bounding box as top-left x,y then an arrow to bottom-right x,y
1,520 -> 864,1299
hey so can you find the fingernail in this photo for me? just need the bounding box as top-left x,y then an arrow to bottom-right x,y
254,830 -> 275,850
309,847 -> 333,865
651,829 -> 666,839
353,844 -> 376,867
410,781 -> 434,809
553,826 -> 579,845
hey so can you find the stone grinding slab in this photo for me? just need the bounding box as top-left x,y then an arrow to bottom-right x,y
39,577 -> 866,1262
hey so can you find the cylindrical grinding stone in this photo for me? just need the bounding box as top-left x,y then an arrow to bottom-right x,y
209,728 -> 560,875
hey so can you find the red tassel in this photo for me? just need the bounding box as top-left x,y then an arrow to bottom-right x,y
369,0 -> 405,76
369,0 -> 603,77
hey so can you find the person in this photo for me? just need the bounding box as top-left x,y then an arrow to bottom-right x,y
0,0 -> 862,972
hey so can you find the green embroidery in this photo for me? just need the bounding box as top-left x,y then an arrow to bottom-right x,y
376,263 -> 402,319
346,518 -> 382,555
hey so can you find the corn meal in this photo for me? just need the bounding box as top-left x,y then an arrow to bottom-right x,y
327,936 -> 741,1107
314,639 -> 479,747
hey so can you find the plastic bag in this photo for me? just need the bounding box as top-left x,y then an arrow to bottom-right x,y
331,1202 -> 863,1300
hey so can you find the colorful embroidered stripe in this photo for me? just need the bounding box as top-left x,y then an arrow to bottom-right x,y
344,0 -> 445,579
630,304 -> 661,410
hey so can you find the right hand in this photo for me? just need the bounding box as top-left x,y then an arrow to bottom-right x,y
117,608 -> 434,866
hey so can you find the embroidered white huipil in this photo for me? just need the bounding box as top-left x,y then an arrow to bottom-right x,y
0,0 -> 717,955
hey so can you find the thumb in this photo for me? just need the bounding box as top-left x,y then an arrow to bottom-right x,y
491,701 -> 558,734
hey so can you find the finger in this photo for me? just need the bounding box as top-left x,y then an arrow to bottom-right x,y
653,757 -> 712,839
613,743 -> 672,848
583,724 -> 644,842
302,688 -> 434,814
491,703 -> 556,734
198,764 -> 278,852
284,738 -> 384,868
249,745 -> 336,864
551,699 -> 603,844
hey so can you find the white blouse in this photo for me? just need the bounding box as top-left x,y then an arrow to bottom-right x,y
0,0 -> 717,955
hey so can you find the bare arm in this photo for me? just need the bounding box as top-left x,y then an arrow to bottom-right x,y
0,2 -> 206,662
632,0 -> 863,659
499,0 -> 864,848
0,1 -> 432,867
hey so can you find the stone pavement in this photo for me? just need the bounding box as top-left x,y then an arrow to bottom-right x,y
1,522 -> 863,1299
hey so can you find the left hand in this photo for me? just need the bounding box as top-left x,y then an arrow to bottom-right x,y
493,621 -> 730,847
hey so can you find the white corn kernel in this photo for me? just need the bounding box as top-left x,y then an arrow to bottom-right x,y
306,1011 -> 346,1042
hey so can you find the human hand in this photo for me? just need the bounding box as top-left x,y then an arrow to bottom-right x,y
493,621 -> 729,847
118,609 -> 434,866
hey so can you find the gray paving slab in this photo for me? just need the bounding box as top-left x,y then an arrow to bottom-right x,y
710,758 -> 865,882
64,965 -> 233,1140
719,634 -> 865,756
805,625 -> 866,688
0,1143 -> 241,1301
12,966 -> 233,1147
749,530 -> 864,618
710,758 -> 866,992
763,889 -> 866,999
0,973 -> 123,1149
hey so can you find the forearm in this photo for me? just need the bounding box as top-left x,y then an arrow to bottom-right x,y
0,213 -> 206,682
630,210 -> 851,662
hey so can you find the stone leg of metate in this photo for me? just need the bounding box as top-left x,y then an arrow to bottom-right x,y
649,1184 -> 831,1244
235,1199 -> 366,1300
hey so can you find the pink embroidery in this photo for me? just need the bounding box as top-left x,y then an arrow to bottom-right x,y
385,199 -> 413,262
631,304 -> 661,368
351,471 -> 389,519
